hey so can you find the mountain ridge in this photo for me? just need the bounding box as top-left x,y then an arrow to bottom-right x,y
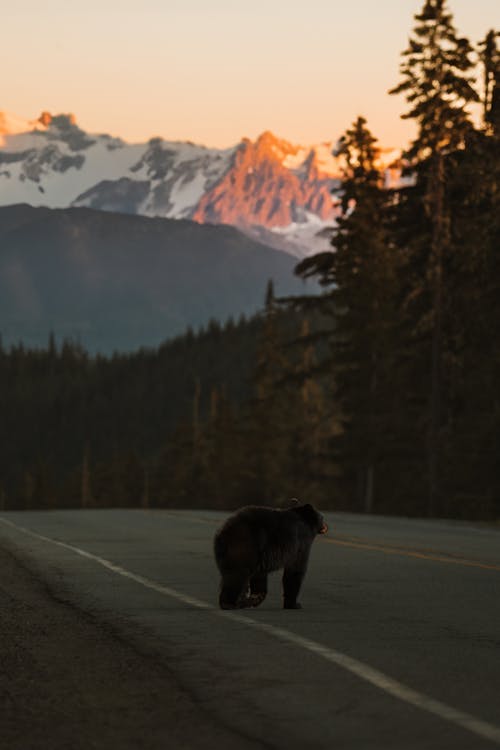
0,203 -> 313,352
0,110 -> 401,256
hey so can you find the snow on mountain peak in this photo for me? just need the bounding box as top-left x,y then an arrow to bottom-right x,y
0,110 -> 402,256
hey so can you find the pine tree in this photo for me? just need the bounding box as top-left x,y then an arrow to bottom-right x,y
389,0 -> 478,515
290,318 -> 334,505
390,0 -> 478,160
478,30 -> 500,132
442,28 -> 500,517
248,292 -> 295,503
203,389 -> 247,508
298,117 -> 399,512
264,279 -> 275,309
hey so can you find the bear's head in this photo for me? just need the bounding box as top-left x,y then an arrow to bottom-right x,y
291,502 -> 328,535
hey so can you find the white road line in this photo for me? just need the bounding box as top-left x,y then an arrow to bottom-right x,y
2,515 -> 500,746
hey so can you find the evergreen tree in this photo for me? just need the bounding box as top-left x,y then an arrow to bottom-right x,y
442,28 -> 500,517
478,30 -> 500,132
297,117 -> 399,512
248,294 -> 294,503
390,0 -> 478,160
389,0 -> 478,515
288,318 -> 335,505
202,388 -> 249,508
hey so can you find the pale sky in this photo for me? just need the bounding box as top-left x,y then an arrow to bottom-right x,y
2,0 -> 499,149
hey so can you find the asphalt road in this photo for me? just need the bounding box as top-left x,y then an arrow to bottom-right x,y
1,509 -> 500,749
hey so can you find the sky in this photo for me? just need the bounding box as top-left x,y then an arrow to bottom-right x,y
2,0 -> 499,149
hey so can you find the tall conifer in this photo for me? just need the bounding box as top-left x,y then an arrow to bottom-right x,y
478,30 -> 500,132
389,0 -> 478,514
249,292 -> 293,502
298,117 -> 398,512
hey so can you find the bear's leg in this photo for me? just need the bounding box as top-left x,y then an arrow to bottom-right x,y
219,571 -> 251,609
249,573 -> 267,607
282,568 -> 305,609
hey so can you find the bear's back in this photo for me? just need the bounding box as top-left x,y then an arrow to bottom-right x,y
214,506 -> 302,573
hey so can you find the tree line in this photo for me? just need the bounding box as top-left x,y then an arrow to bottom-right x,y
1,0 -> 498,520
0,299 -> 339,512
292,2 -> 499,519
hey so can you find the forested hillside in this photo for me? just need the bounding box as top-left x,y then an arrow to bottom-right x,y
0,204 -> 309,351
0,304 -> 334,511
0,315 -> 264,509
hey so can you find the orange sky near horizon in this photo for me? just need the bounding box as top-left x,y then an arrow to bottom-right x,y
2,0 -> 499,149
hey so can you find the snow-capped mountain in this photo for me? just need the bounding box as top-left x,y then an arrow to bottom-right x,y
0,111 -> 401,256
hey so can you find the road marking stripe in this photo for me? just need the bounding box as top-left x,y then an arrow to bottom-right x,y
161,512 -> 500,572
2,515 -> 500,746
323,537 -> 500,572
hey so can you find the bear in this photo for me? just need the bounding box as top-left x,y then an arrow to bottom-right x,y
213,500 -> 328,610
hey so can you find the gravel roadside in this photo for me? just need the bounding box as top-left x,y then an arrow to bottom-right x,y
0,542 -> 259,750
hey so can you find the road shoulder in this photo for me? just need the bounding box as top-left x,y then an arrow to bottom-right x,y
0,540 -> 260,750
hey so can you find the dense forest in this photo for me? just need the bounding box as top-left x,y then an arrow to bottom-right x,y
1,0 -> 499,520
0,307 -> 329,512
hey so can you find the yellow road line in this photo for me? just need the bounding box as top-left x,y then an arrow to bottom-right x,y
323,536 -> 500,572
160,510 -> 500,572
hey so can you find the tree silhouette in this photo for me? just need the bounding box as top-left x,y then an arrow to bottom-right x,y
390,0 -> 478,514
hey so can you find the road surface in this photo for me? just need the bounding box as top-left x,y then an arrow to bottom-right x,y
1,509 -> 499,749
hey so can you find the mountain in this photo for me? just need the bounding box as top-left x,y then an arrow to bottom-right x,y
0,110 -> 401,256
0,204 -> 313,352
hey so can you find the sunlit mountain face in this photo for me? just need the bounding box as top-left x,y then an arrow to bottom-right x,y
0,111 -> 401,257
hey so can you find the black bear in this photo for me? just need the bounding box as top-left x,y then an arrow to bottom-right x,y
214,501 -> 328,610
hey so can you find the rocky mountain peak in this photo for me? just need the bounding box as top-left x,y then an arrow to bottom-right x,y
192,131 -> 336,231
255,129 -> 283,151
38,112 -> 78,130
38,111 -> 53,127
1,110 -> 401,256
